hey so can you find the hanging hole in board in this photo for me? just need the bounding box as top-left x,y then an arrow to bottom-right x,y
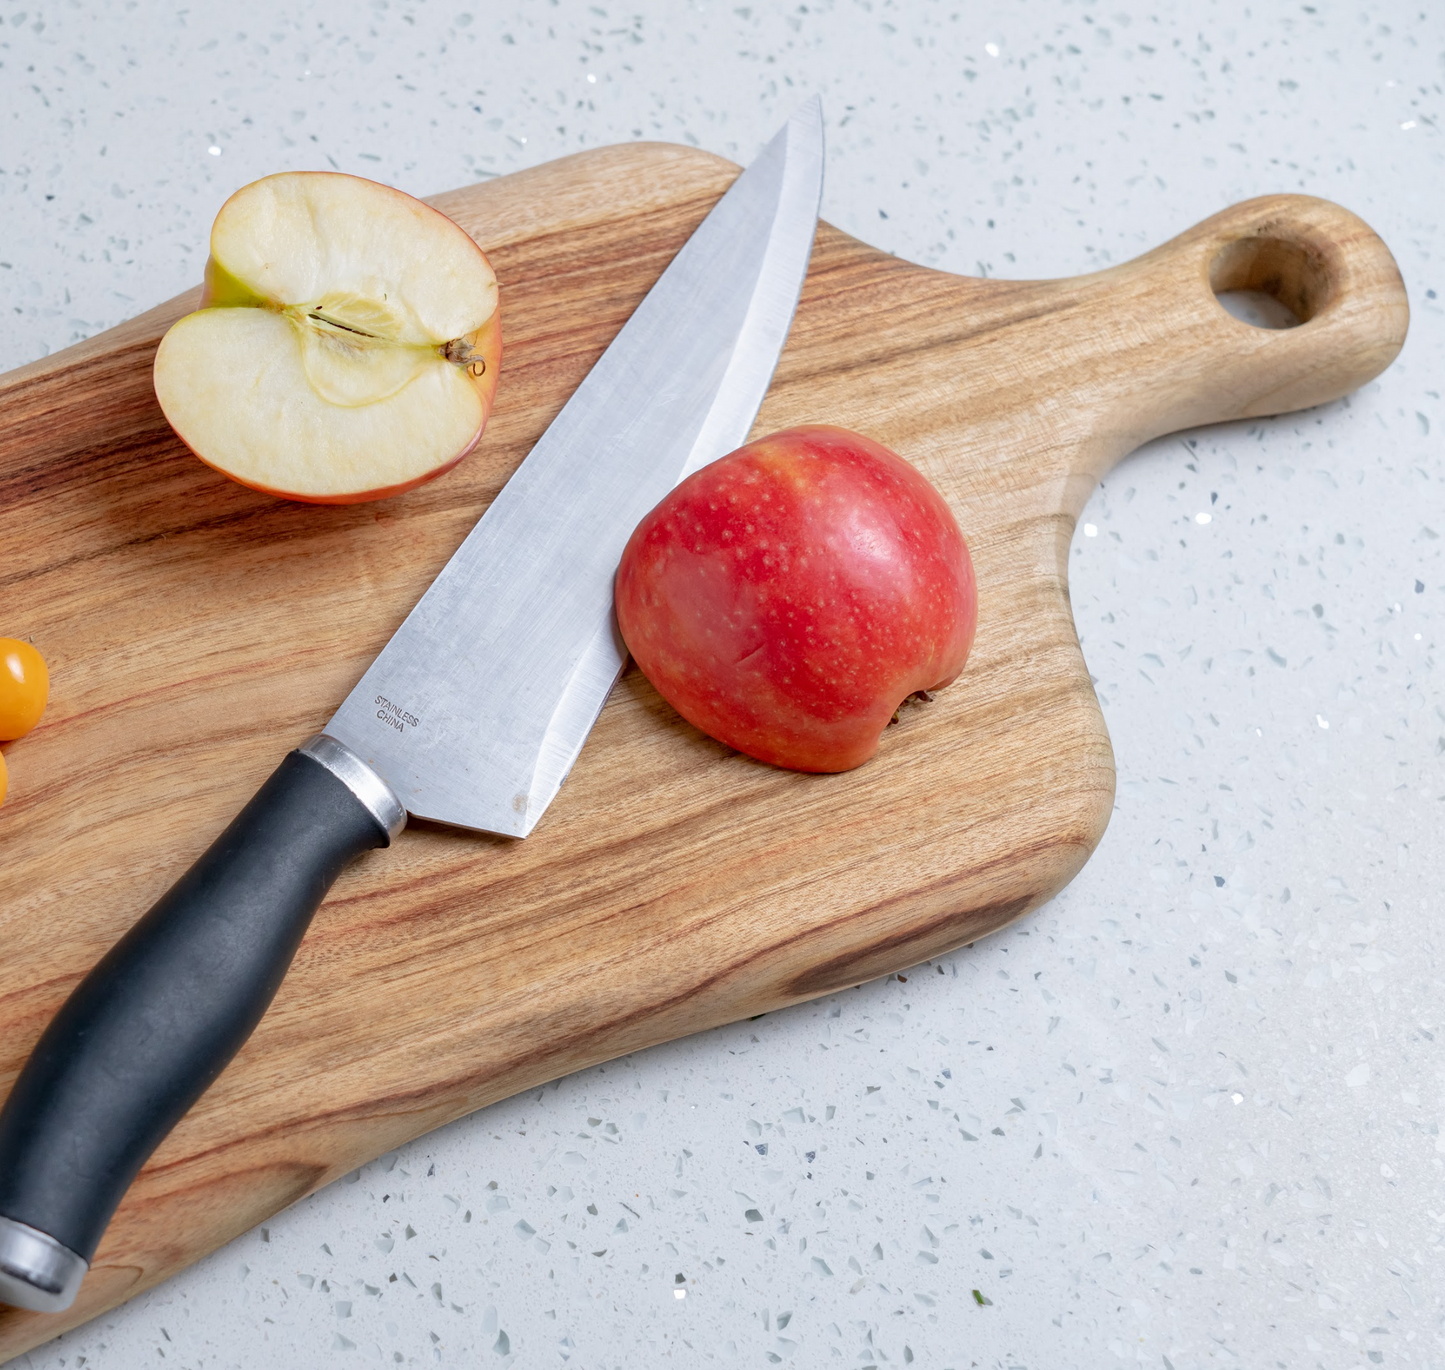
1209,235 -> 1331,330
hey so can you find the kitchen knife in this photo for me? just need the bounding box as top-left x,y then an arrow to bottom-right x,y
0,99 -> 823,1315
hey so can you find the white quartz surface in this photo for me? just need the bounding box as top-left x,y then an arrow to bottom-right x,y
2,2 -> 1442,1366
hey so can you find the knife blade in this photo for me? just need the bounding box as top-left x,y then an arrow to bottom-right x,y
0,100 -> 824,1315
330,101 -> 824,835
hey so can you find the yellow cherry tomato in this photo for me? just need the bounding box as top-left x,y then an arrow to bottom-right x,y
0,638 -> 49,741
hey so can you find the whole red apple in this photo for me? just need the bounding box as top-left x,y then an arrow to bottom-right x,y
615,424 -> 977,772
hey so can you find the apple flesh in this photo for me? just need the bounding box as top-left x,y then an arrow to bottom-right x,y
615,425 -> 978,773
153,171 -> 501,503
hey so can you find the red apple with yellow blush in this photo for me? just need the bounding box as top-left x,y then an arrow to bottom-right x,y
615,425 -> 978,772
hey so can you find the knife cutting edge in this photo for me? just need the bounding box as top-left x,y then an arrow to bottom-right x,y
0,99 -> 823,1314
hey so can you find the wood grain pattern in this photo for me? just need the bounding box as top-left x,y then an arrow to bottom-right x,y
0,141 -> 1408,1356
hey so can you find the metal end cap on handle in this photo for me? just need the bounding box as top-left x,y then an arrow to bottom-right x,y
298,734 -> 407,843
0,1215 -> 88,1313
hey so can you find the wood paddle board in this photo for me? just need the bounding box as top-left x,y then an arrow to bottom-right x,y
0,140 -> 1408,1355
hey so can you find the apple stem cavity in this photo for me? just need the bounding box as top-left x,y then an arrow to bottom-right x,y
888,690 -> 936,727
440,337 -> 487,373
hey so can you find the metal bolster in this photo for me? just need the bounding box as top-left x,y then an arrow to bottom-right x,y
0,1214 -> 88,1313
297,734 -> 408,844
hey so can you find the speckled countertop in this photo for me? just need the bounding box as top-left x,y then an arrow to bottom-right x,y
2,2 -> 1442,1367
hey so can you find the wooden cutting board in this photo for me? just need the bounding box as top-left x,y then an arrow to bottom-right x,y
0,141 -> 1407,1356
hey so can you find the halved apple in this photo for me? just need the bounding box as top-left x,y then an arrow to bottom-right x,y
153,171 -> 501,503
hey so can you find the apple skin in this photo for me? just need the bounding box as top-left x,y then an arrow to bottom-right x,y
615,424 -> 977,773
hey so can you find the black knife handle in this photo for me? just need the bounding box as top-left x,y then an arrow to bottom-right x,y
0,737 -> 404,1312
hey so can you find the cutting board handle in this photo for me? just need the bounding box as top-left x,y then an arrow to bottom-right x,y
1066,192 -> 1409,471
